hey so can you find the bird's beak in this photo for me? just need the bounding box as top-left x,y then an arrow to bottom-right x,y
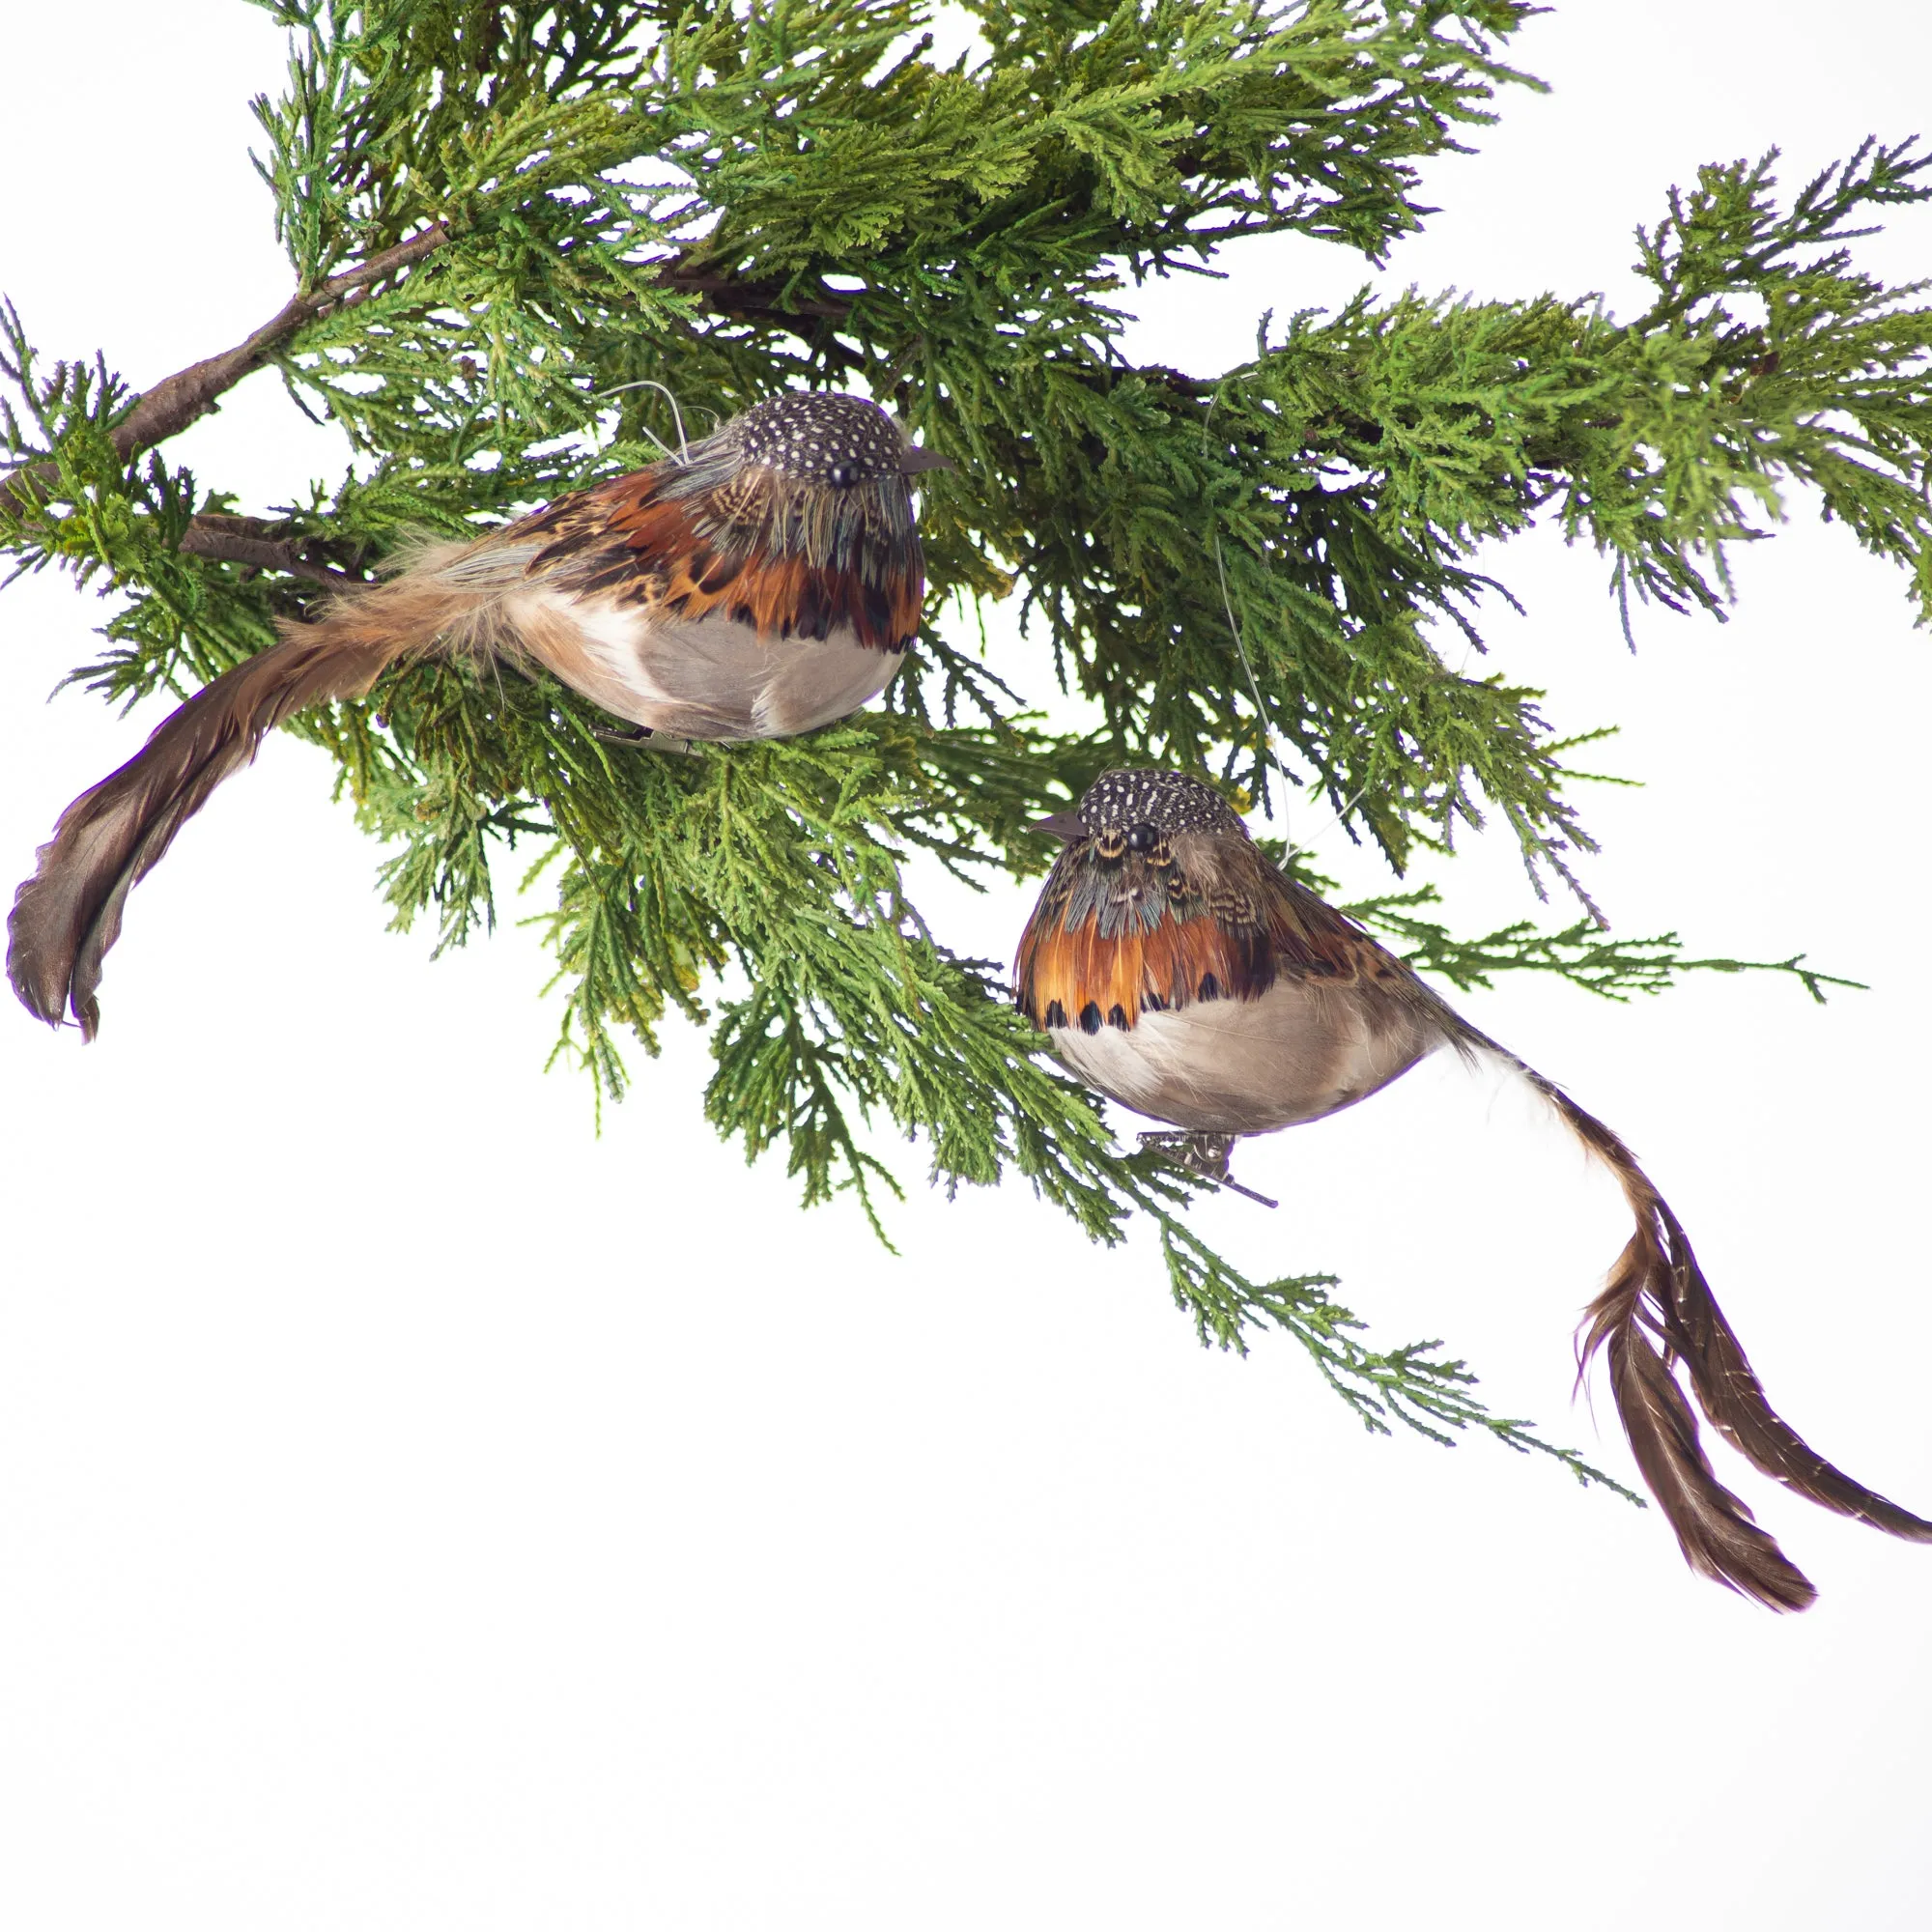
1034,810 -> 1089,841
899,443 -> 956,475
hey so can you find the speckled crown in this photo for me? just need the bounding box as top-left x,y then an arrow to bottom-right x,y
726,392 -> 908,485
1074,769 -> 1247,837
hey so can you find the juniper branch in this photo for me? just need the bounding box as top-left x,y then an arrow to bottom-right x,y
1344,888 -> 1867,1003
3,2 -> 1923,1492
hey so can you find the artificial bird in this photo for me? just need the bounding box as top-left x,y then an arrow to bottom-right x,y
1016,767 -> 1931,1608
9,390 -> 950,1037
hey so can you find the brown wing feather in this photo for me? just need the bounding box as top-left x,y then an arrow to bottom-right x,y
1016,834 -> 1437,1034
521,472 -> 922,648
1016,907 -> 1255,1029
8,575 -> 465,1037
1016,841 -> 1263,1031
1478,1046 -> 1932,1607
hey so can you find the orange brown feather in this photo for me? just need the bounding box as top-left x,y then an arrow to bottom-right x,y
1016,830 -> 1415,1037
1018,766 -> 1932,1608
1016,843 -> 1279,1033
520,471 -> 923,649
1020,909 -> 1279,1032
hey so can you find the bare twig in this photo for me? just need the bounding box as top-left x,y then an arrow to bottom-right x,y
653,251 -> 853,323
1,227 -> 881,531
1,222 -> 452,518
177,515 -> 359,586
1,221 -> 884,585
107,223 -> 452,462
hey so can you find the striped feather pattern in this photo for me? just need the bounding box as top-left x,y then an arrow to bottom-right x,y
10,393 -> 935,1037
1015,832 -> 1405,1034
1017,894 -> 1270,1032
518,469 -> 923,650
1017,769 -> 1932,1607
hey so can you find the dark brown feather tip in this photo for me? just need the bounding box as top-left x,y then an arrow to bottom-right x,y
1550,1074 -> 1932,1607
7,627 -> 400,1037
1605,1321 -> 1817,1611
526,469 -> 924,650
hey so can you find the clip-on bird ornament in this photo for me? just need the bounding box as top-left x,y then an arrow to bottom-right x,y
1017,768 -> 1932,1609
8,391 -> 951,1037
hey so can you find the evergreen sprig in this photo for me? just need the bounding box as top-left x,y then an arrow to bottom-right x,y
1343,886 -> 1867,1004
4,1 -> 1926,1493
1152,1213 -> 1639,1496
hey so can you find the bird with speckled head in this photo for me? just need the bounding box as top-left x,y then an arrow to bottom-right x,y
1017,767 -> 1932,1611
8,391 -> 955,1040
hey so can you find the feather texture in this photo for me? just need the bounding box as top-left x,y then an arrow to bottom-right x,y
10,392 -> 935,1036
7,618 -> 412,1043
1016,828 -> 1443,1035
7,582 -> 457,1037
519,469 -> 923,648
1493,1051 -> 1932,1607
1018,768 -> 1932,1604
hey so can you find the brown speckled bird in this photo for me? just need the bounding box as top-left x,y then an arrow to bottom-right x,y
9,390 -> 951,1037
1016,767 -> 1932,1609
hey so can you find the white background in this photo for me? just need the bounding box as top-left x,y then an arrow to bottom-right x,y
3,4 -> 1930,1926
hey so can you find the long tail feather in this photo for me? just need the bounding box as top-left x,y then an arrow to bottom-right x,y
1472,1037 -> 1932,1609
8,575 -> 469,1037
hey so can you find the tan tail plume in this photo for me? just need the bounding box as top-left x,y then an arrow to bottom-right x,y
7,571 -> 473,1037
1477,1038 -> 1932,1608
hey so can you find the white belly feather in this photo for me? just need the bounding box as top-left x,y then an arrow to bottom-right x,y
1048,977 -> 1439,1135
508,589 -> 899,741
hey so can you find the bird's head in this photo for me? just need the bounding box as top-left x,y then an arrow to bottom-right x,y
1016,769 -> 1273,1037
715,390 -> 953,492
627,390 -> 952,649
1036,768 -> 1248,863
662,390 -> 949,569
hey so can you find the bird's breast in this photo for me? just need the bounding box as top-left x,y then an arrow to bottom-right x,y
1044,977 -> 1439,1135
507,589 -> 900,741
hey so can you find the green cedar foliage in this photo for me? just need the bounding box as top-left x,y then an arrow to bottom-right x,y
3,1 -> 1928,1490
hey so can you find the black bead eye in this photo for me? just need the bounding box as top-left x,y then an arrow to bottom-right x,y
827,461 -> 861,487
1125,821 -> 1158,854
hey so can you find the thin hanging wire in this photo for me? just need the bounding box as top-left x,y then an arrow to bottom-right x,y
593,379 -> 693,461
1210,525 -> 1294,822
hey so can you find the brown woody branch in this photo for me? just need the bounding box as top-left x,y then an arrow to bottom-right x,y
654,251 -> 853,324
648,253 -> 867,375
0,222 -> 451,521
108,222 -> 452,463
0,229 -> 881,572
177,513 -> 361,587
